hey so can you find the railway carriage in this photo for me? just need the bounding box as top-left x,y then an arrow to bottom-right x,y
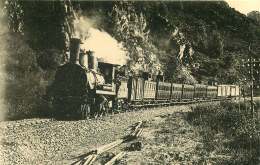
230,85 -> 240,97
117,79 -> 128,99
171,83 -> 183,101
130,78 -> 144,101
218,85 -> 229,97
235,85 -> 240,96
226,85 -> 231,96
230,85 -> 236,97
182,84 -> 195,100
194,84 -> 207,99
217,85 -> 225,97
206,85 -> 218,98
143,80 -> 157,100
156,81 -> 172,100
217,85 -> 240,98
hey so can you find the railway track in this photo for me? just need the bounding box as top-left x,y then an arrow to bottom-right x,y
1,98 -> 229,137
129,98 -> 225,107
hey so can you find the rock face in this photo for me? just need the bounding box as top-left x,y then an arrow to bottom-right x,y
248,11 -> 260,24
4,1 -> 260,84
83,1 -> 260,84
57,1 -> 260,84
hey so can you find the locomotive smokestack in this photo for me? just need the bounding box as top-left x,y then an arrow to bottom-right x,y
69,38 -> 81,64
86,50 -> 98,70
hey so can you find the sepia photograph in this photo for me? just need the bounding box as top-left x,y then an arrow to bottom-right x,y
0,0 -> 259,164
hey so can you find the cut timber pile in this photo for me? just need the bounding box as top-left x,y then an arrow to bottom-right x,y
75,121 -> 144,165
104,152 -> 126,165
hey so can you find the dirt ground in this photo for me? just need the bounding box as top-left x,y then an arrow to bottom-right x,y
0,105 -> 192,165
118,111 -> 209,164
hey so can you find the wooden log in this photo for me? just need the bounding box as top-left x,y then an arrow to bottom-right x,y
83,155 -> 96,165
96,139 -> 124,154
104,152 -> 126,165
80,121 -> 143,165
136,128 -> 143,137
73,159 -> 83,165
94,121 -> 143,155
81,140 -> 124,165
86,155 -> 98,165
130,121 -> 143,137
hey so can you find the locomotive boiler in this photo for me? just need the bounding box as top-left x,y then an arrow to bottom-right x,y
47,38 -> 119,119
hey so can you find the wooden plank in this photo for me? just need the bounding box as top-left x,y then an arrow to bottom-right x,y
130,121 -> 143,137
81,121 -> 143,165
83,155 -> 98,165
104,152 -> 126,165
94,140 -> 124,155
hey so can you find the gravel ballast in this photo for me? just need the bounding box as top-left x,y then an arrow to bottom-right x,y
0,105 -> 192,164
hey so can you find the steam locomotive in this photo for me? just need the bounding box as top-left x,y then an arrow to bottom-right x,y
47,38 -> 240,119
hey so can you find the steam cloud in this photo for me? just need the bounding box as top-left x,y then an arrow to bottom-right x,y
73,16 -> 94,40
82,28 -> 128,65
73,16 -> 128,65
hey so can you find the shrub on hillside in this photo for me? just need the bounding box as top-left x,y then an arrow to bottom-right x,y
4,33 -> 53,120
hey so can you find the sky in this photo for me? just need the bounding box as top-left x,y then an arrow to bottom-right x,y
225,0 -> 260,15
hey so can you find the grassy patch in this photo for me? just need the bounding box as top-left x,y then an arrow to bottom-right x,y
187,101 -> 260,164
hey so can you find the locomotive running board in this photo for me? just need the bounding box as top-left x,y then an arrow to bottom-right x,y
96,90 -> 116,96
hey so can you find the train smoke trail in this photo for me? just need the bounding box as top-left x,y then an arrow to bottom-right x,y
81,27 -> 128,65
73,16 -> 128,66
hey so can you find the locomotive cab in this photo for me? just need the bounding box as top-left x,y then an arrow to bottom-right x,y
86,50 -> 119,96
96,60 -> 118,96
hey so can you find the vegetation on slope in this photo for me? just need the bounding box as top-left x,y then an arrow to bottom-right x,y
5,1 -> 260,84
187,101 -> 260,164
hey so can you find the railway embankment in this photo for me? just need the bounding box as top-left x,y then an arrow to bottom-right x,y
119,101 -> 260,164
1,101 -> 259,164
0,104 -> 192,164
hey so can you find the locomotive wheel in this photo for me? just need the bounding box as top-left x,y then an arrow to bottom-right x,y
116,99 -> 128,112
80,103 -> 90,119
97,101 -> 109,118
122,100 -> 130,112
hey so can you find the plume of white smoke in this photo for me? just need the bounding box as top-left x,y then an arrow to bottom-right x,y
73,16 -> 94,40
82,27 -> 128,65
73,16 -> 128,65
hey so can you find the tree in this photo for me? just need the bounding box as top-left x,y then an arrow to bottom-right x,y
111,1 -> 161,75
